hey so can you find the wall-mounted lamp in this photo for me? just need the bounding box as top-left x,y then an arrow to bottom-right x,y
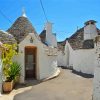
30,36 -> 34,43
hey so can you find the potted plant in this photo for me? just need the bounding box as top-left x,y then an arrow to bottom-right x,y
1,44 -> 20,92
3,62 -> 21,92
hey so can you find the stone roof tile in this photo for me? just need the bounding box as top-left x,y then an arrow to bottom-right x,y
7,16 -> 37,43
58,27 -> 100,51
0,30 -> 16,44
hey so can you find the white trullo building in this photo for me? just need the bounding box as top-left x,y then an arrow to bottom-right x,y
58,20 -> 100,75
6,12 -> 60,83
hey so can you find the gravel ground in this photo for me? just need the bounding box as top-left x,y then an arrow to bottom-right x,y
0,68 -> 93,100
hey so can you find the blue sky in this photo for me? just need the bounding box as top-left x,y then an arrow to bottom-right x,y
0,0 -> 100,41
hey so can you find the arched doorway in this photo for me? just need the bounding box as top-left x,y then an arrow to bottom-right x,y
25,46 -> 37,80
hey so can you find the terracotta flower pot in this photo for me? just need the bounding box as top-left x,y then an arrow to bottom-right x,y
3,80 -> 14,92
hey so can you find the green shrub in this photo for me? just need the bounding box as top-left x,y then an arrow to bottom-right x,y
5,62 -> 21,82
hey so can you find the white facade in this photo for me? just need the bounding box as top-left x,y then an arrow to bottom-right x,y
57,41 -> 74,68
57,51 -> 66,67
45,22 -> 57,47
58,41 -> 95,75
84,22 -> 98,40
14,33 -> 59,83
72,49 -> 94,75
93,36 -> 100,100
65,41 -> 74,68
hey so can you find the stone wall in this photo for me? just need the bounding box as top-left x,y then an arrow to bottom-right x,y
93,36 -> 100,100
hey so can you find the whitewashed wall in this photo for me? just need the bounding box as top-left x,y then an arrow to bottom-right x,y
93,36 -> 100,100
38,46 -> 58,79
57,41 -> 74,68
73,49 -> 95,75
58,41 -> 95,74
93,67 -> 100,100
65,42 -> 74,68
57,51 -> 66,67
14,33 -> 59,83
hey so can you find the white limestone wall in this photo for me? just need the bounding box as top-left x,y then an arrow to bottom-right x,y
64,43 -> 70,66
14,33 -> 58,83
57,41 -> 74,68
84,24 -> 98,40
63,41 -> 95,74
38,46 -> 58,79
45,22 -> 57,47
73,49 -> 95,75
57,51 -> 66,67
93,36 -> 100,100
64,41 -> 74,68
93,67 -> 100,100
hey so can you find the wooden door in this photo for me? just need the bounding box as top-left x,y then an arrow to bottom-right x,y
25,46 -> 36,79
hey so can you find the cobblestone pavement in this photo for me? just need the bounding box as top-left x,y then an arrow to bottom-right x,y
0,68 -> 93,100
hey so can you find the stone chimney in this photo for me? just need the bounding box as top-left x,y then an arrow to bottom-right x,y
44,22 -> 57,47
45,22 -> 52,35
84,20 -> 98,40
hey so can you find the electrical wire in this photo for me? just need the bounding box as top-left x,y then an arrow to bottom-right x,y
0,9 -> 12,24
39,0 -> 48,22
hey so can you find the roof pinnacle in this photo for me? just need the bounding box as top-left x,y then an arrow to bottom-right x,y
22,7 -> 27,17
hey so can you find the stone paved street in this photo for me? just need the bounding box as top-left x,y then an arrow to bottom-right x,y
0,68 -> 93,100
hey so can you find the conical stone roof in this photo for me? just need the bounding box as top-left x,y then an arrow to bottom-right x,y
0,30 -> 16,44
7,16 -> 37,43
